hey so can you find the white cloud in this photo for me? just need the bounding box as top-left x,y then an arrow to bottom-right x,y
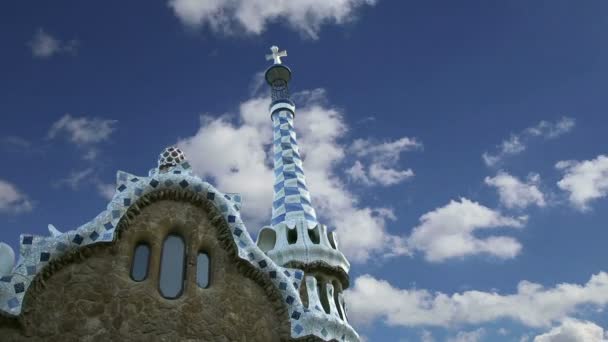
407,198 -> 525,262
55,169 -> 116,201
0,179 -> 33,214
368,163 -> 414,186
178,88 -> 408,263
447,328 -> 486,342
526,117 -> 576,139
351,137 -> 422,159
1,136 -> 32,149
347,161 -> 415,186
556,155 -> 608,211
0,242 -> 15,276
168,0 -> 377,39
47,114 -> 117,161
485,172 -> 546,209
483,117 -> 575,167
56,168 -> 95,190
28,28 -> 77,58
347,137 -> 420,186
96,183 -> 116,200
48,114 -> 117,145
533,319 -> 607,342
346,160 -> 369,184
420,330 -> 435,342
345,271 -> 608,328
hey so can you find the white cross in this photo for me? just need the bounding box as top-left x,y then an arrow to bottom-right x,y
266,45 -> 287,65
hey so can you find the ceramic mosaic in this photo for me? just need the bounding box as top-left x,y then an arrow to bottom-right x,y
0,150 -> 359,341
271,110 -> 319,228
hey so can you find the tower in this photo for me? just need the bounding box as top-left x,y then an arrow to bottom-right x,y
257,46 -> 359,341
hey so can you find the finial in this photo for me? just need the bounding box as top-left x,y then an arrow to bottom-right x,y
158,146 -> 186,171
266,45 -> 287,65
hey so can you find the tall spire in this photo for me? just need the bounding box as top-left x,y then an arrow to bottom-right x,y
258,46 -> 359,342
258,45 -> 349,273
265,46 -> 318,228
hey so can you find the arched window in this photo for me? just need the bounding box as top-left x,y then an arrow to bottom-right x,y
317,278 -> 331,314
130,243 -> 150,282
196,252 -> 210,288
159,234 -> 186,299
333,281 -> 344,320
287,227 -> 298,245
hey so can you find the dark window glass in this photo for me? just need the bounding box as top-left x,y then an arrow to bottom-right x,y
333,281 -> 344,320
287,227 -> 298,244
196,252 -> 210,288
159,234 -> 186,298
130,243 -> 150,282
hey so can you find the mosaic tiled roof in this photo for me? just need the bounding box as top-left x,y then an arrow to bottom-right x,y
0,148 -> 359,342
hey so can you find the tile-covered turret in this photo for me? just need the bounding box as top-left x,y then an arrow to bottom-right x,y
257,45 -> 359,341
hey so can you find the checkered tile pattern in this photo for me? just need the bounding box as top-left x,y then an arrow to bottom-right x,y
271,110 -> 318,227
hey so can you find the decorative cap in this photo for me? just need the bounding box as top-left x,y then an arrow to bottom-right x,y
265,45 -> 287,65
265,45 -> 293,105
158,146 -> 186,171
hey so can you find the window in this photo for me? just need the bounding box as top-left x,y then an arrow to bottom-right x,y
333,281 -> 344,320
130,243 -> 150,282
196,252 -> 210,288
317,279 -> 331,314
287,227 -> 298,244
159,234 -> 186,299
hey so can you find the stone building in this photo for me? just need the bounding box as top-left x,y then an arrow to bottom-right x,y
0,47 -> 360,342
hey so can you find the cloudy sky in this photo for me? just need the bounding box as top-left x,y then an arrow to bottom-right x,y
1,1 -> 608,341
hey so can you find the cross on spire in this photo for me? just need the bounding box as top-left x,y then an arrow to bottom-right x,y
266,45 -> 287,65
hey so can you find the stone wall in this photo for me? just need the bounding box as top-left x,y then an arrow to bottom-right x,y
0,197 -> 290,342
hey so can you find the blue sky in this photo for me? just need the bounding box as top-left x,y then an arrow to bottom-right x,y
1,1 -> 608,341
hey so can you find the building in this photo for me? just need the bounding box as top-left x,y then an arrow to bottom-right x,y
0,46 -> 360,342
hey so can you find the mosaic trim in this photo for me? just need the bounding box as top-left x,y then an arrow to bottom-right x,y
0,159 -> 359,342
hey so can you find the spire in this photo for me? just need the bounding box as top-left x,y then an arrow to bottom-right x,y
265,46 -> 318,228
258,45 -> 350,273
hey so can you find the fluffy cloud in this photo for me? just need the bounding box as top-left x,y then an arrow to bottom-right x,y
48,114 -> 116,145
350,137 -> 421,158
55,169 -> 116,201
55,168 -> 95,190
28,28 -> 77,58
0,179 -> 33,214
345,272 -> 608,328
347,137 -> 420,186
48,114 -> 117,162
556,155 -> 608,211
96,183 -> 116,200
177,89 -> 408,262
447,329 -> 486,342
420,330 -> 435,342
407,198 -> 525,262
0,242 -> 16,276
483,117 -> 575,167
485,172 -> 546,209
168,0 -> 377,39
526,117 -> 576,139
533,319 -> 607,342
